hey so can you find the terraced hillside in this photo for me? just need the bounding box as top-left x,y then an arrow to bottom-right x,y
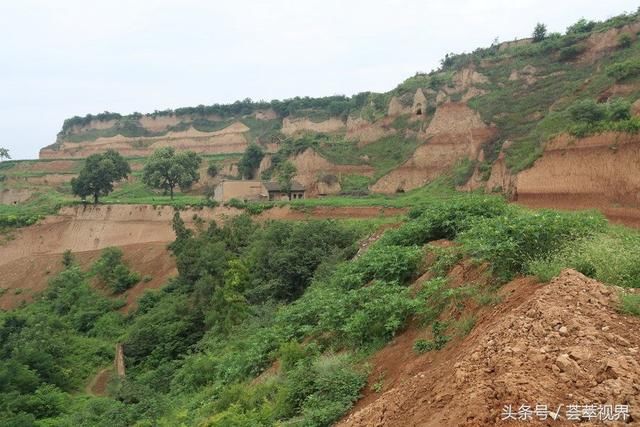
28,11 -> 640,209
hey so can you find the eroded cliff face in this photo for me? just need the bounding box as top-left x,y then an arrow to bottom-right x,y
35,19 -> 640,211
289,148 -> 375,196
371,103 -> 497,193
40,121 -> 252,159
513,132 -> 640,223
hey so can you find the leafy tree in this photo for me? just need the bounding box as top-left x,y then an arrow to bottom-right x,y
238,144 -> 264,179
277,161 -> 297,200
0,148 -> 10,160
61,250 -> 75,269
142,147 -> 201,199
532,23 -> 547,42
70,150 -> 130,204
206,161 -> 219,177
566,18 -> 595,34
247,221 -> 358,302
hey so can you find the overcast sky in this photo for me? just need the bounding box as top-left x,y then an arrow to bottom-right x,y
1,0 -> 638,159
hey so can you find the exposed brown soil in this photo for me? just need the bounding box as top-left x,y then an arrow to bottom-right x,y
371,103 -> 496,193
259,205 -> 406,221
290,149 -> 375,195
0,204 -> 404,311
85,368 -> 112,396
512,132 -> 640,227
0,242 -> 175,311
339,270 -> 640,426
40,122 -> 251,159
281,117 -> 346,135
13,160 -> 79,173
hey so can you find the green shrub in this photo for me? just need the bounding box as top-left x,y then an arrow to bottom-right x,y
558,44 -> 586,61
569,99 -> 607,123
206,162 -> 219,177
607,59 -> 640,81
619,294 -> 640,316
381,196 -> 508,246
412,321 -> 450,353
276,353 -> 366,425
528,229 -> 640,288
412,339 -> 434,353
451,158 -> 476,186
566,18 -> 596,34
458,208 -> 606,281
618,33 -> 633,48
92,247 -> 140,293
337,245 -> 424,288
608,99 -> 631,121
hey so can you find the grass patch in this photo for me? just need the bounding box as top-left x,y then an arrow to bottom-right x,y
619,293 -> 640,316
528,227 -> 640,287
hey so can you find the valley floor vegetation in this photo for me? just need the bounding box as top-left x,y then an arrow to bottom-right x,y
1,193 -> 639,426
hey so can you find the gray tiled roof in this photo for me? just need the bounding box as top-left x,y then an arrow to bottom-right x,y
262,181 -> 305,192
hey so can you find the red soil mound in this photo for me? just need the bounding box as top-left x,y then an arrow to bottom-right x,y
339,270 -> 640,426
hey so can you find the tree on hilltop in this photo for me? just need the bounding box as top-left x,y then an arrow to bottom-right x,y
71,149 -> 131,204
142,147 -> 202,199
0,148 -> 10,160
532,23 -> 547,42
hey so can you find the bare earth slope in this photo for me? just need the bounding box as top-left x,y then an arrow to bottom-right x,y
340,270 -> 640,426
515,132 -> 640,227
0,204 -> 404,310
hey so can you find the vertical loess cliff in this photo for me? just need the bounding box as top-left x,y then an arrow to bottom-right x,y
371,103 -> 496,193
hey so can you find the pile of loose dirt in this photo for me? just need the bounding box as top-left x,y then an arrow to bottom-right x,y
339,270 -> 640,426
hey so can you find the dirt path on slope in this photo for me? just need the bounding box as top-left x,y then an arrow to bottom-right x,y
85,368 -> 112,396
339,270 -> 640,426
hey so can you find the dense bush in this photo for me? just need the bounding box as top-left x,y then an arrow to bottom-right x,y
335,245 -> 423,289
568,99 -> 607,123
246,220 -> 359,301
567,98 -> 638,137
566,18 -> 596,34
558,44 -> 586,61
529,228 -> 640,287
458,208 -> 606,281
92,247 -> 140,293
383,196 -> 508,246
0,214 -> 41,228
607,59 -> 640,81
0,266 -> 119,424
618,33 -> 633,48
